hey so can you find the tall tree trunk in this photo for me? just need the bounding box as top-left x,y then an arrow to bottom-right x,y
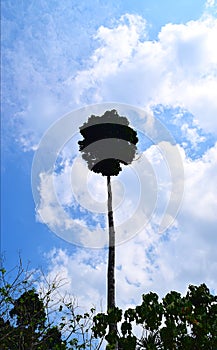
107,175 -> 115,311
107,175 -> 118,347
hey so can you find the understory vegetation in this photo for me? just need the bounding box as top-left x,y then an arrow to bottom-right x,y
0,259 -> 216,349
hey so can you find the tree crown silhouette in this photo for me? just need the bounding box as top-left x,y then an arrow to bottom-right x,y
78,109 -> 138,176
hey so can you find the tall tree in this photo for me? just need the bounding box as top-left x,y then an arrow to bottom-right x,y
78,109 -> 138,344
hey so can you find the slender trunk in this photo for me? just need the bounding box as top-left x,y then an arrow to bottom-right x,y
107,175 -> 115,311
107,176 -> 118,349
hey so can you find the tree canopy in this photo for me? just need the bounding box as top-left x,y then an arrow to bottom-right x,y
78,109 -> 138,176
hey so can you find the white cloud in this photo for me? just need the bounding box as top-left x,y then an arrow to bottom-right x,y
2,1 -> 120,149
40,224 -> 160,312
41,248 -> 107,310
7,1 -> 216,315
35,135 -> 185,249
181,123 -> 206,148
4,8 -> 217,150
69,14 -> 217,134
152,142 -> 217,294
40,142 -> 217,312
182,142 -> 217,222
206,0 -> 216,8
36,170 -> 108,248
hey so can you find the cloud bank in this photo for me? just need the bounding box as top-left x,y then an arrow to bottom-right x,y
2,7 -> 217,149
42,141 -> 217,311
3,2 -> 217,312
31,9 -> 217,310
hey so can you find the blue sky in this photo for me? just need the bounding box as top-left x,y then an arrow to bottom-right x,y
1,0 -> 217,312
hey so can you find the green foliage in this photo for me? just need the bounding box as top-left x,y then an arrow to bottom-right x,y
135,292 -> 163,332
1,262 -> 217,349
0,288 -> 66,349
0,261 -> 98,349
93,284 -> 217,349
9,289 -> 46,329
78,109 -> 138,176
